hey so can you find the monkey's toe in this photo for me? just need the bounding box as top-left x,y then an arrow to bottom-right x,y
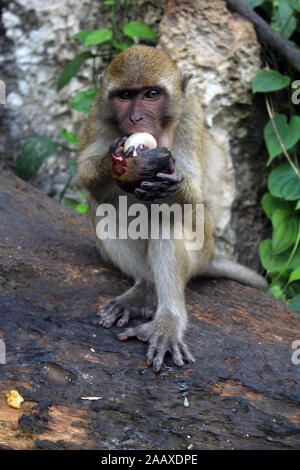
97,300 -> 126,328
147,338 -> 195,372
117,321 -> 155,342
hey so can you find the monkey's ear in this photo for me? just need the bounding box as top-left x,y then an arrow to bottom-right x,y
181,73 -> 193,94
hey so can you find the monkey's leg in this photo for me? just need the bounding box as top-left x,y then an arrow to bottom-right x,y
97,279 -> 156,328
96,238 -> 156,327
118,238 -> 195,372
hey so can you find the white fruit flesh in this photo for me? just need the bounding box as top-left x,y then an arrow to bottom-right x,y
124,132 -> 157,156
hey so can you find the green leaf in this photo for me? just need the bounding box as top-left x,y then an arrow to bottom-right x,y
259,239 -> 289,273
261,192 -> 279,219
268,163 -> 300,200
123,21 -> 156,39
73,30 -> 95,42
290,294 -> 300,310
260,238 -> 300,274
286,281 -> 300,299
252,69 -> 291,93
264,114 -> 300,162
16,136 -> 58,181
112,38 -> 134,51
84,29 -> 113,46
57,51 -> 93,91
61,129 -> 79,146
268,283 -> 284,299
271,1 -> 297,38
288,0 -> 300,12
288,266 -> 300,283
69,88 -> 99,114
296,200 -> 300,210
244,0 -> 265,7
271,207 -> 299,253
290,246 -> 300,270
262,192 -> 296,218
75,203 -> 88,214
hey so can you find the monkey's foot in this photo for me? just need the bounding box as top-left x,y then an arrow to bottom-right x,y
97,281 -> 156,328
117,319 -> 195,372
98,299 -> 155,328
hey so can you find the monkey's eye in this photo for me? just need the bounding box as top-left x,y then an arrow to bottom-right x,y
144,89 -> 160,100
118,91 -> 131,100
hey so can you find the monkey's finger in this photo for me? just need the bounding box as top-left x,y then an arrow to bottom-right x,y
97,299 -> 117,316
123,145 -> 135,158
98,303 -> 125,328
151,336 -> 169,372
140,181 -> 173,190
134,187 -> 172,201
180,343 -> 196,363
156,171 -> 183,183
171,343 -> 184,367
116,310 -> 130,327
99,312 -> 122,328
98,303 -> 120,320
117,327 -> 136,341
134,188 -> 160,201
146,335 -> 159,366
110,136 -> 127,154
140,181 -> 181,195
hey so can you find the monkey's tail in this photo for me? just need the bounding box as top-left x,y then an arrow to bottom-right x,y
199,256 -> 268,291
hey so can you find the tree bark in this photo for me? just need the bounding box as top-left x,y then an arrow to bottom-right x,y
0,170 -> 299,450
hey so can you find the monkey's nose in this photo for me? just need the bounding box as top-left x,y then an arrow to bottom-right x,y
129,116 -> 143,124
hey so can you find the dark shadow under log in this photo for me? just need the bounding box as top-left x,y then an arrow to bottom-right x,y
0,170 -> 299,450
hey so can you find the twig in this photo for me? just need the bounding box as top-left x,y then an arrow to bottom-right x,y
224,0 -> 300,73
265,95 -> 300,178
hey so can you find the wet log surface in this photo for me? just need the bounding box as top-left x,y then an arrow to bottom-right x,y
0,170 -> 299,450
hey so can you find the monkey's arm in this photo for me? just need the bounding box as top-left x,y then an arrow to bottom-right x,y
77,153 -> 111,193
77,136 -> 126,196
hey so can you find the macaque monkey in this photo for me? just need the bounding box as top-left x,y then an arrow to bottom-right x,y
77,45 -> 267,372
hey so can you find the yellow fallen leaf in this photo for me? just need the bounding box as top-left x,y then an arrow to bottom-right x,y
6,390 -> 24,409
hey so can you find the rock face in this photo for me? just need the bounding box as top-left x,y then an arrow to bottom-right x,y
158,0 -> 269,268
0,0 -> 164,193
0,171 -> 299,450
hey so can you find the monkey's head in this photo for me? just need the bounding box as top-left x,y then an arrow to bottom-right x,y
101,45 -> 191,147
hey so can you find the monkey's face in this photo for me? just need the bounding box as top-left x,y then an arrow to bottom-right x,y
109,87 -> 171,145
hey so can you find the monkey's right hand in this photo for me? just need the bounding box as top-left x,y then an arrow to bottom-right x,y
109,136 -> 128,156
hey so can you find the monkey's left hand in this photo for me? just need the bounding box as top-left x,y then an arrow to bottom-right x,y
134,157 -> 184,201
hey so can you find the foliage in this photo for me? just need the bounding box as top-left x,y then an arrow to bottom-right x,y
247,0 -> 300,308
16,0 -> 156,214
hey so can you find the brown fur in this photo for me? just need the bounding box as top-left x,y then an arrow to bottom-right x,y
77,45 -> 267,372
